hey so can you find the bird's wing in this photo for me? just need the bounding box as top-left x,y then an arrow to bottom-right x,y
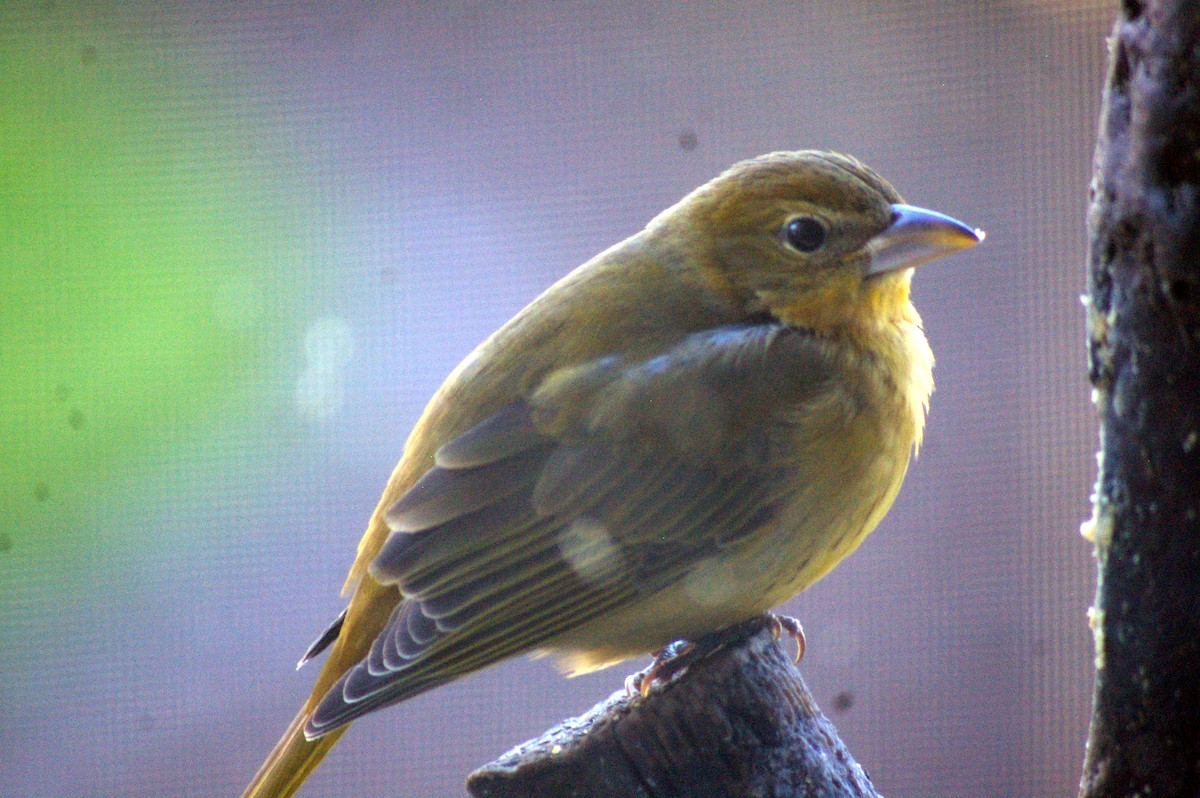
305,321 -> 842,737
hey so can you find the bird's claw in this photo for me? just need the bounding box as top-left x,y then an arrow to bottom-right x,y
767,612 -> 806,663
625,641 -> 696,697
623,670 -> 643,697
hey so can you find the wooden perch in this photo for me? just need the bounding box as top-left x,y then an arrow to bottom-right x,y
1081,1 -> 1200,797
467,616 -> 880,798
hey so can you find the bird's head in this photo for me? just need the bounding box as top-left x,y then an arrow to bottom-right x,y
651,150 -> 982,335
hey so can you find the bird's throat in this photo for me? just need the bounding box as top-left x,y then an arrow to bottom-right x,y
764,269 -> 917,341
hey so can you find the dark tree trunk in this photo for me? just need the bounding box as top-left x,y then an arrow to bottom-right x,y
1080,2 -> 1200,797
467,617 -> 881,798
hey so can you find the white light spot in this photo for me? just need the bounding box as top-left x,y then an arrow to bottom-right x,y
681,559 -> 739,609
296,317 -> 354,421
304,317 -> 354,366
557,517 -> 625,587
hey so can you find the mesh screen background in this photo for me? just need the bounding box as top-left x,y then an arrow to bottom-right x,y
0,2 -> 1111,796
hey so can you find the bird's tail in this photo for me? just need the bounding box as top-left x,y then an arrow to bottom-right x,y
240,559 -> 401,798
240,706 -> 348,798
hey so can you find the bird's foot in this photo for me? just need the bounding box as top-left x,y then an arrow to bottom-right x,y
624,638 -> 704,697
766,612 -> 806,663
623,613 -> 806,698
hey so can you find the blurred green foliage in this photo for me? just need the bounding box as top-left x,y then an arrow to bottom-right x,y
0,23 -> 302,546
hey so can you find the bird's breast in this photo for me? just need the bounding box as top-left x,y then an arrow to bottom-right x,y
757,316 -> 933,601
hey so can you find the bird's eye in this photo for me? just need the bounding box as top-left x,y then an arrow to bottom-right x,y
783,216 -> 826,253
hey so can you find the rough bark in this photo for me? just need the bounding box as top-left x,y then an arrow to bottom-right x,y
467,617 -> 880,798
1080,2 -> 1200,797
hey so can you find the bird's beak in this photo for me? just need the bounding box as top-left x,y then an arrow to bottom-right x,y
864,203 -> 984,277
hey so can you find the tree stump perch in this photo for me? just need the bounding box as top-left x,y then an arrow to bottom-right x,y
467,617 -> 880,798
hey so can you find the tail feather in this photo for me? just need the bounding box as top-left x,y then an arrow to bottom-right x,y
241,552 -> 402,797
240,706 -> 349,798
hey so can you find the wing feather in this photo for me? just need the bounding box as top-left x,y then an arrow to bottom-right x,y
384,445 -> 546,532
433,401 -> 547,468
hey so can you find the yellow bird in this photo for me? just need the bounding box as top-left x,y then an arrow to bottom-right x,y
241,150 -> 982,797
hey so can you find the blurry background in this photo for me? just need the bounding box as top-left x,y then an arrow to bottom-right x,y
0,2 -> 1110,796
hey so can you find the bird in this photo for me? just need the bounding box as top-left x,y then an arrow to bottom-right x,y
241,150 -> 982,798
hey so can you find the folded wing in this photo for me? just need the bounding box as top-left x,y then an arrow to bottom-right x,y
305,321 -> 838,737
